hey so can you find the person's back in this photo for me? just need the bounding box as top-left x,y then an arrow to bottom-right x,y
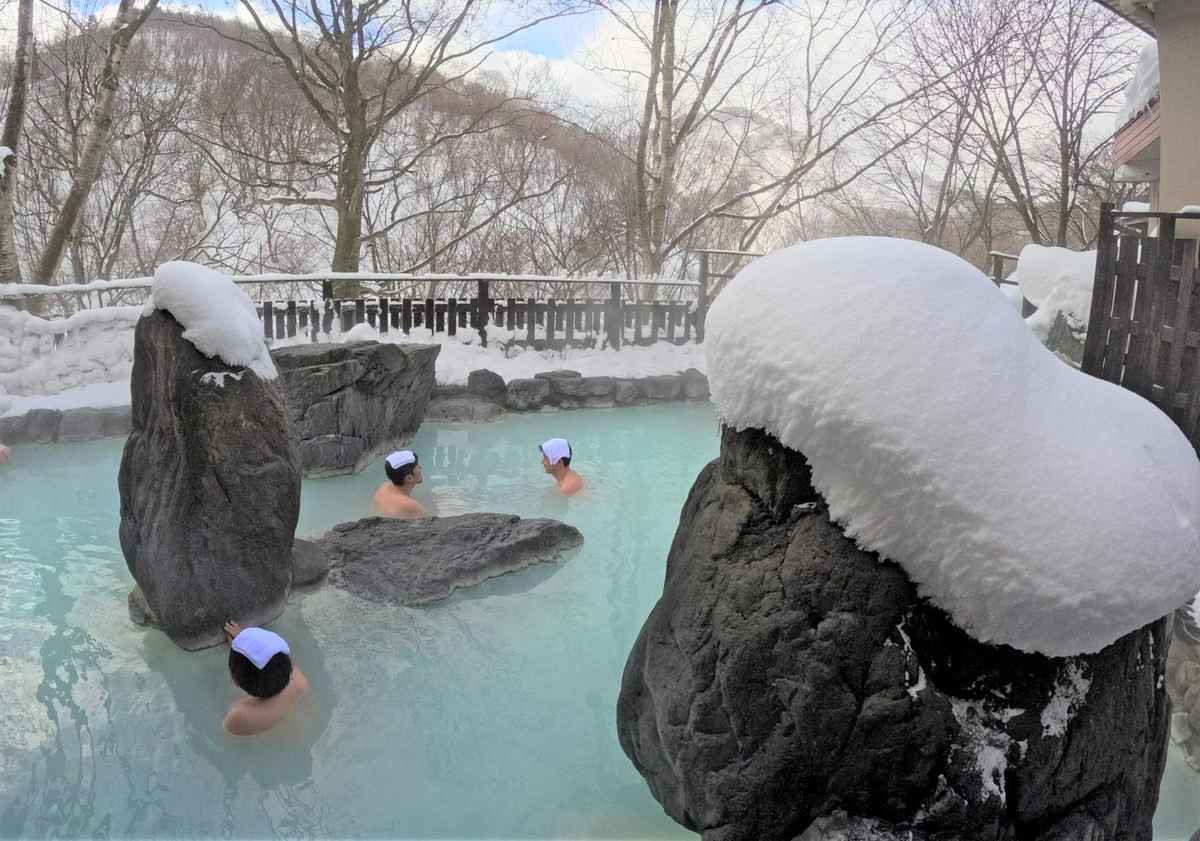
539,437 -> 583,496
373,450 -> 428,519
223,622 -> 308,737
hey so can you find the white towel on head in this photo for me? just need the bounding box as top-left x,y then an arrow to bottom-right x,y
232,627 -> 290,669
386,450 -> 416,469
540,438 -> 571,466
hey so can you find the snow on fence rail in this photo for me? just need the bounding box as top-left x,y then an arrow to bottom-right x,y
1082,203 -> 1200,453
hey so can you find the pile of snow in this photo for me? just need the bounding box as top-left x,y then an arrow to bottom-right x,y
145,261 -> 276,380
0,304 -> 139,396
1122,201 -> 1151,213
707,236 -> 1200,656
1116,42 -> 1159,130
1008,244 -> 1097,341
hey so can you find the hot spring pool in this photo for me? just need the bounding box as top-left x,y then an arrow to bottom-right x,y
1,401 -> 1198,840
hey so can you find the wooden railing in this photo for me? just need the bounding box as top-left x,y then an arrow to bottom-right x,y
264,281 -> 703,350
1082,203 -> 1200,451
0,271 -> 708,350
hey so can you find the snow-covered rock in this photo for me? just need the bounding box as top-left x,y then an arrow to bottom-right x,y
1116,42 -> 1159,130
706,236 -> 1200,656
144,261 -> 276,380
1009,244 -> 1098,341
618,424 -> 1171,841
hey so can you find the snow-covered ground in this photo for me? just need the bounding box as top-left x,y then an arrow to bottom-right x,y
707,236 -> 1200,657
1,324 -> 706,418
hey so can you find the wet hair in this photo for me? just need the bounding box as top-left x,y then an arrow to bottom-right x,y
385,454 -> 418,485
228,650 -> 293,698
558,456 -> 571,467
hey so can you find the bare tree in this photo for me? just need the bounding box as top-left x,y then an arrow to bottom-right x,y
31,0 -> 163,282
919,0 -> 1138,249
0,0 -> 33,284
189,0 -> 574,279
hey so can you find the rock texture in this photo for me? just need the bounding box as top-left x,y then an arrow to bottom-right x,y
467,368 -> 507,400
318,513 -> 583,606
272,341 -> 438,477
292,538 -> 331,588
618,424 -> 1170,841
426,394 -> 506,423
118,310 -> 301,651
0,405 -> 133,443
505,377 -> 551,411
1166,602 -> 1200,773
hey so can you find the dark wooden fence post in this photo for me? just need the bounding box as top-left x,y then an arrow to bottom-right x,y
696,253 -> 710,342
1082,203 -> 1116,376
990,253 -> 1005,287
608,281 -> 622,350
286,301 -> 297,337
378,297 -> 389,334
263,301 -> 274,339
477,279 -> 490,347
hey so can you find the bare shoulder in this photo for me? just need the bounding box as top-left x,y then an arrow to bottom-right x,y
561,473 -> 584,496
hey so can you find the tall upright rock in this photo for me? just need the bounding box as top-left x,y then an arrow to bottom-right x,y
618,425 -> 1171,841
119,310 -> 301,650
271,340 -> 438,477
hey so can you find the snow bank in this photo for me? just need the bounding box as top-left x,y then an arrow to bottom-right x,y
145,261 -> 276,380
0,304 -> 139,396
1122,201 -> 1151,213
1008,245 -> 1097,340
1116,42 -> 1159,130
706,236 -> 1200,656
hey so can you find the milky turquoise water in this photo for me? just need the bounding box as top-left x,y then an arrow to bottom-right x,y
1,402 -> 1198,840
0,404 -> 714,839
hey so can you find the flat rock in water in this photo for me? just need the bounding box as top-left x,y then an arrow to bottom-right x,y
318,513 -> 583,606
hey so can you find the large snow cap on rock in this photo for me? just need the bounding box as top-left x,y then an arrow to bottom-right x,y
706,236 -> 1200,656
145,261 -> 275,380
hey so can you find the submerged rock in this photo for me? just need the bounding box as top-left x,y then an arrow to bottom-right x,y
618,424 -> 1170,841
292,538 -> 330,588
119,310 -> 300,651
426,394 -> 506,423
318,513 -> 583,606
272,341 -> 438,477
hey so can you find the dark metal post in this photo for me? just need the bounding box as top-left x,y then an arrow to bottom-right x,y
990,253 -> 1005,287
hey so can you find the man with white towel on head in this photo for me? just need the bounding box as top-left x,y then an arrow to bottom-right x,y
540,437 -> 583,497
373,449 -> 428,519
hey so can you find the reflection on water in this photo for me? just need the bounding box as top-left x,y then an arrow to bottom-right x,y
0,406 -> 714,839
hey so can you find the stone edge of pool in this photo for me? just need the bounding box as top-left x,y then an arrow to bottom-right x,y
0,367 -> 712,445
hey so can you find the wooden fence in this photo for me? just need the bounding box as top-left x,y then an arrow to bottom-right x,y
1082,203 -> 1200,450
256,278 -> 707,350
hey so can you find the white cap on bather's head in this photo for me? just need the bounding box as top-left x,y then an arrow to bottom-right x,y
386,450 -> 417,469
232,627 -> 290,669
540,438 -> 572,466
